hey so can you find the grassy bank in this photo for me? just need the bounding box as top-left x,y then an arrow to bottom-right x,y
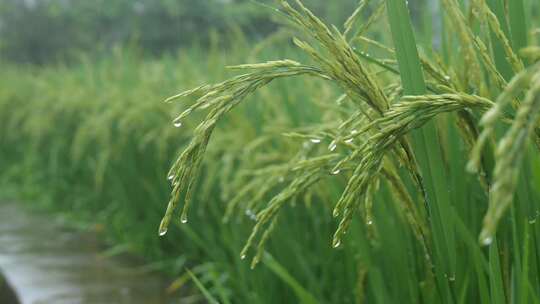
1,0 -> 540,303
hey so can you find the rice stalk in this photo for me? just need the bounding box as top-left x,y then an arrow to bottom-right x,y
158,0 -> 538,277
476,64 -> 540,244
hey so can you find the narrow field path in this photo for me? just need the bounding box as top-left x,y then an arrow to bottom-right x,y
0,203 -> 179,304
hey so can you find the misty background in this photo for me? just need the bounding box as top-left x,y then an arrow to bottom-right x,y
0,0 -> 366,63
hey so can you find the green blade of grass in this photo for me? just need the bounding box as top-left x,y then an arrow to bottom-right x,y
520,222 -> 530,304
186,268 -> 220,304
508,0 -> 527,54
262,252 -> 319,304
386,0 -> 457,301
488,240 -> 506,304
385,0 -> 426,95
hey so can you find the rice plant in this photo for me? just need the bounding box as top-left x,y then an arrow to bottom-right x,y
0,42 -> 364,303
159,0 -> 540,302
1,0 -> 540,303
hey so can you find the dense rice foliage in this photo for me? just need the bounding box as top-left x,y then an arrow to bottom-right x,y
0,44 -> 363,303
1,0 -> 540,303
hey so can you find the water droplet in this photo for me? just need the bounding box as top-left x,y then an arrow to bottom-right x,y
482,236 -> 493,246
344,138 -> 353,143
351,129 -> 358,135
310,138 -> 322,143
180,214 -> 188,224
331,169 -> 341,175
245,209 -> 257,221
158,227 -> 168,236
328,141 -> 337,151
367,219 -> 373,225
529,218 -> 537,224
444,75 -> 451,81
448,275 -> 456,282
240,254 -> 246,260
332,239 -> 341,248
167,175 -> 174,180
173,121 -> 182,128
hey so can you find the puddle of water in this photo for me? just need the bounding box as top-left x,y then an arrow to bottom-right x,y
0,203 -> 183,304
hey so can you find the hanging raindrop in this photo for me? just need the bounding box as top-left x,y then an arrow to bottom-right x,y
245,209 -> 257,221
481,236 -> 493,246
